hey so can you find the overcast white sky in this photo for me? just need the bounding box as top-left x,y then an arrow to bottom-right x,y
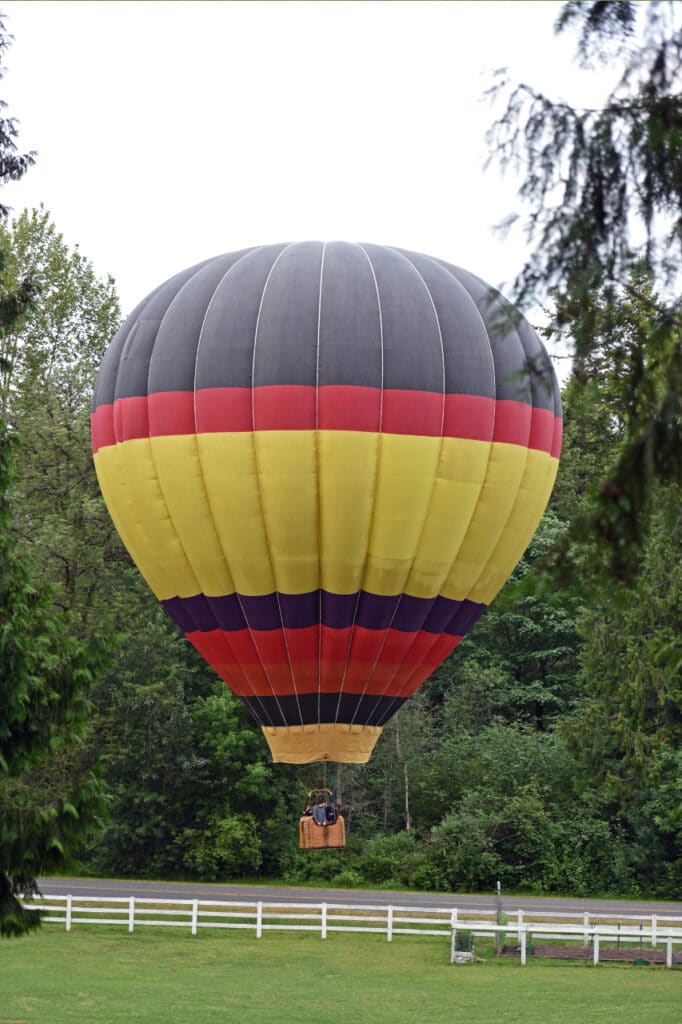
1,1 -> 607,324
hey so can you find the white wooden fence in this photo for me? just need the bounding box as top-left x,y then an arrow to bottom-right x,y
449,918 -> 682,968
21,894 -> 682,969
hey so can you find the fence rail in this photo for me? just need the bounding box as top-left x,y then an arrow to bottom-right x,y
21,894 -> 682,968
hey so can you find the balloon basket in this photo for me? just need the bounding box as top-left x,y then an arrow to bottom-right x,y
299,814 -> 346,850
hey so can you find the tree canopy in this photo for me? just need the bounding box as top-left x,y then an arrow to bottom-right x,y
0,24 -> 111,937
488,0 -> 682,581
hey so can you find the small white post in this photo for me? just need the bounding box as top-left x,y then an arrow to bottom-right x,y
128,896 -> 135,933
517,909 -> 523,945
449,910 -> 457,963
592,932 -> 599,966
387,905 -> 394,942
666,935 -> 673,969
651,913 -> 657,949
65,894 -> 72,932
256,901 -> 263,939
583,912 -> 590,947
321,902 -> 327,940
520,927 -> 527,966
191,899 -> 198,936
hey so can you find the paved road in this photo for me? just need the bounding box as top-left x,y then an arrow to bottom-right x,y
37,877 -> 682,918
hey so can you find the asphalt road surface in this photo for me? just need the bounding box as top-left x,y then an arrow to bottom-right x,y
37,877 -> 682,918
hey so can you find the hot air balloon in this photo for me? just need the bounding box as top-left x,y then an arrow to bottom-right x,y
91,242 -> 562,778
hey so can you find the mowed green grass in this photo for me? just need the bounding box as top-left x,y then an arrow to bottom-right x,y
0,926 -> 679,1024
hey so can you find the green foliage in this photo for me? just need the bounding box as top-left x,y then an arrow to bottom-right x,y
488,1 -> 682,581
454,929 -> 474,952
0,431 -> 109,935
282,848 -> 348,886
176,813 -> 262,880
0,207 -> 121,623
0,18 -> 35,220
0,206 -> 120,420
358,831 -> 436,890
429,514 -> 582,731
563,483 -> 682,893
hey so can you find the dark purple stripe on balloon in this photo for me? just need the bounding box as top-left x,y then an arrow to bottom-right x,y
279,590 -> 319,629
356,591 -> 401,630
239,593 -> 282,631
243,692 -> 404,728
394,594 -> 438,632
448,600 -> 487,635
162,590 -> 486,637
162,594 -> 246,633
321,591 -> 358,629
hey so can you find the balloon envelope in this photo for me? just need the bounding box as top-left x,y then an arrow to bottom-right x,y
91,242 -> 562,764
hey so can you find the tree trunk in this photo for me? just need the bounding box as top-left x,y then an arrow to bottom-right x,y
395,717 -> 412,831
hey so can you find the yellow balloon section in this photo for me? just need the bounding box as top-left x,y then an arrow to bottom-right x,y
91,243 -> 561,764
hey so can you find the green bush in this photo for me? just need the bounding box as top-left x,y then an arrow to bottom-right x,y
282,848 -> 349,885
176,813 -> 262,880
357,831 -> 439,889
454,929 -> 474,952
331,869 -> 364,888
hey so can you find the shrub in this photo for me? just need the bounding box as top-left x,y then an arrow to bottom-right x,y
359,832 -> 435,889
454,929 -> 474,952
176,813 -> 261,880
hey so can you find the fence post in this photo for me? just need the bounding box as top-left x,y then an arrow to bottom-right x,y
517,909 -> 523,945
666,935 -> 673,969
321,902 -> 327,940
256,901 -> 263,939
128,896 -> 135,933
449,911 -> 458,963
583,912 -> 590,947
191,899 -> 198,936
65,894 -> 72,933
592,932 -> 599,966
520,927 -> 527,966
387,905 -> 394,943
651,913 -> 657,949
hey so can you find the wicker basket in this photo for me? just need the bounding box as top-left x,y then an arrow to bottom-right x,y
299,814 -> 346,850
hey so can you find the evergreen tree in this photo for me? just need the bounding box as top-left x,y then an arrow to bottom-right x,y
488,0 -> 682,579
0,432 -> 109,935
0,22 -> 112,936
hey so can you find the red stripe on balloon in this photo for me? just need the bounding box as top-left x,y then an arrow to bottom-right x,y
90,404 -> 115,452
443,393 -> 495,441
382,389 -> 443,435
149,390 -> 195,434
320,626 -> 353,693
195,387 -> 252,432
185,624 -> 464,701
114,395 -> 148,444
318,385 -> 382,432
528,406 -> 556,454
384,633 -> 462,703
492,399 -> 532,446
92,386 -> 562,455
253,385 -> 317,430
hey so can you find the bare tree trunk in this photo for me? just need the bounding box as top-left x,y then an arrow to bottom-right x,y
395,717 -> 412,831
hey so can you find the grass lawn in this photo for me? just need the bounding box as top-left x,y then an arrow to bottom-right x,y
0,926 -> 679,1024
